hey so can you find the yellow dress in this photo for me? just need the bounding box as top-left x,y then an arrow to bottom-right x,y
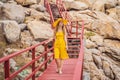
54,31 -> 69,59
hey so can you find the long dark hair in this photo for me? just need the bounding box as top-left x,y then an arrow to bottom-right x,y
54,21 -> 65,35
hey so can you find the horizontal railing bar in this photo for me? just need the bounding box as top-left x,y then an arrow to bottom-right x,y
25,54 -> 54,80
5,47 -> 53,80
0,39 -> 53,63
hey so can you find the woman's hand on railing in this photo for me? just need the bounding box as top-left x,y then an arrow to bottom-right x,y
44,38 -> 53,44
66,45 -> 68,50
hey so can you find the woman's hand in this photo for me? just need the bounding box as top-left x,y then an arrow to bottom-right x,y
66,45 -> 68,50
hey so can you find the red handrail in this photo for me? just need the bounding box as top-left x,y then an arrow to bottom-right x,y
0,38 -> 54,80
73,20 -> 84,80
44,0 -> 54,28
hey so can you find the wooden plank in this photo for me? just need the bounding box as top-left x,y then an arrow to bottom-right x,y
38,59 -> 77,80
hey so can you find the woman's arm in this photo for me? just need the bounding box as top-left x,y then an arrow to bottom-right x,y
48,28 -> 56,42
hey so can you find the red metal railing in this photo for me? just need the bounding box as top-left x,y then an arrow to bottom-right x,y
0,39 -> 54,80
44,0 -> 54,28
73,20 -> 84,80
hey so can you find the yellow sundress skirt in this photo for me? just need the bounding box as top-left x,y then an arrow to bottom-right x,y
54,31 -> 69,59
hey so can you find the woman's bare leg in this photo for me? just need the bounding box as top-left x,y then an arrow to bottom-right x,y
59,59 -> 63,74
55,59 -> 60,72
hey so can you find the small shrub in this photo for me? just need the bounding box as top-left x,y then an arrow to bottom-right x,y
85,31 -> 95,39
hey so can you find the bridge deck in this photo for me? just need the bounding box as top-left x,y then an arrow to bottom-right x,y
38,59 -> 78,80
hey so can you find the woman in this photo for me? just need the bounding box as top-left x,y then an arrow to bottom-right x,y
53,18 -> 69,74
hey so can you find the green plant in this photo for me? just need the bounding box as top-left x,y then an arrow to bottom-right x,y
85,31 -> 95,39
14,67 -> 29,78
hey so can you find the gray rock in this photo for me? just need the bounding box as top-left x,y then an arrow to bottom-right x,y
91,11 -> 120,39
2,3 -> 25,23
117,0 -> 120,6
0,2 -> 3,19
30,4 -> 46,12
32,41 -> 44,53
116,6 -> 120,22
24,9 -> 50,23
0,20 -> 20,43
0,1 -> 3,5
104,39 -> 120,61
20,30 -> 33,47
64,1 -> 88,10
92,54 -> 102,69
15,0 -> 37,6
111,64 -> 120,80
10,59 -> 16,69
7,0 -> 17,4
102,61 -> 114,79
85,39 -> 97,49
0,0 -> 8,3
89,49 -> 101,55
83,71 -> 90,80
19,23 -> 27,31
90,34 -> 103,46
92,0 -> 118,12
104,0 -> 118,9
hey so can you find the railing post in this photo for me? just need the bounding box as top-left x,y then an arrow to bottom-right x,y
4,60 -> 10,79
32,48 -> 35,80
53,39 -> 55,59
45,44 -> 48,69
76,21 -> 78,38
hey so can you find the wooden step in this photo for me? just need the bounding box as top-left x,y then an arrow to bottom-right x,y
68,53 -> 78,56
68,49 -> 80,52
71,32 -> 81,34
68,42 -> 80,45
68,45 -> 80,48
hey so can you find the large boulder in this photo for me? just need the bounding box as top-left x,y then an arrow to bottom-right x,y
21,30 -> 33,47
75,0 -> 97,8
91,11 -> 120,39
64,1 -> 88,10
0,21 -> 20,43
92,0 -> 118,12
24,9 -> 50,23
30,4 -> 46,12
85,39 -> 97,49
0,2 -> 3,19
106,8 -> 119,21
92,0 -> 105,12
106,6 -> 120,22
104,39 -> 120,61
102,61 -> 114,79
27,20 -> 53,40
116,6 -> 120,22
0,0 -> 8,3
118,0 -> 120,6
104,0 -> 118,9
15,0 -> 37,5
2,3 -> 25,23
32,41 -> 44,53
90,34 -> 103,46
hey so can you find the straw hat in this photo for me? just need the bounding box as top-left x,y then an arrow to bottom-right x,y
53,18 -> 68,28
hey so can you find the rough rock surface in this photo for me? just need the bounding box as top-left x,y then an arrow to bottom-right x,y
2,3 -> 25,23
27,20 -> 53,40
0,20 -> 20,43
